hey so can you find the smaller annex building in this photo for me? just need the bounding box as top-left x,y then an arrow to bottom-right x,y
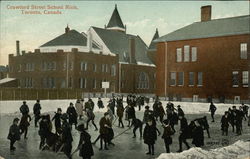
154,5 -> 249,103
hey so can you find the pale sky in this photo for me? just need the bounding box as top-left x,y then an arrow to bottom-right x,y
0,1 -> 249,65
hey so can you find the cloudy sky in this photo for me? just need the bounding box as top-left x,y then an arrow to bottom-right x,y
0,1 -> 249,65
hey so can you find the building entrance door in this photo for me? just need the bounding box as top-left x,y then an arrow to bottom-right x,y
193,95 -> 198,102
234,96 -> 240,104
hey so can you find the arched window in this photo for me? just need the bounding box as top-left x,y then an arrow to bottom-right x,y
138,72 -> 149,89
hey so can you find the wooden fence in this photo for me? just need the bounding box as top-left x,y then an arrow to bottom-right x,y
0,88 -> 84,101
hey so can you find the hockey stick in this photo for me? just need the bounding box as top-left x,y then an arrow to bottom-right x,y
56,143 -> 64,153
113,127 -> 131,140
112,116 -> 118,125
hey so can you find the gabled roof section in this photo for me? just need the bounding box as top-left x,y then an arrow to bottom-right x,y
148,28 -> 159,50
92,27 -> 153,65
106,5 -> 125,29
40,29 -> 88,47
155,15 -> 250,42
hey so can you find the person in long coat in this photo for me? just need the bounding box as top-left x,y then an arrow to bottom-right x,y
97,98 -> 104,109
7,118 -> 21,151
192,121 -> 204,147
52,108 -> 62,134
209,102 -> 217,122
39,114 -> 52,150
19,114 -> 31,139
20,101 -> 29,115
158,102 -> 166,123
33,99 -> 41,127
221,111 -> 229,136
61,113 -> 73,159
127,105 -> 136,127
77,124 -> 94,159
143,119 -> 157,155
86,107 -> 98,131
99,112 -> 111,150
75,99 -> 84,120
117,104 -> 124,128
162,119 -> 174,153
66,103 -> 78,128
177,114 -> 190,152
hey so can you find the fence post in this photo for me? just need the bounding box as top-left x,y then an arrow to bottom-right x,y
37,91 -> 38,100
57,91 -> 59,99
67,91 -> 69,99
0,90 -> 2,101
48,91 -> 49,100
13,90 -> 15,100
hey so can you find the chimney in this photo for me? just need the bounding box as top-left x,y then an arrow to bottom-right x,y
21,50 -> 26,55
129,37 -> 136,64
201,5 -> 212,22
65,24 -> 70,33
34,49 -> 40,53
16,41 -> 20,56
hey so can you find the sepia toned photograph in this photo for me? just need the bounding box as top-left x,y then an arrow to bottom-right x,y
0,1 -> 249,159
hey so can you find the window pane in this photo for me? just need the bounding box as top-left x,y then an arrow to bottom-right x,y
189,72 -> 194,85
191,47 -> 197,62
178,72 -> 184,85
198,72 -> 203,86
170,72 -> 176,86
176,48 -> 182,62
242,71 -> 249,86
240,43 -> 247,59
232,71 -> 239,87
184,45 -> 190,62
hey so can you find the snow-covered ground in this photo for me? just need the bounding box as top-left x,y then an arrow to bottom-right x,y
157,140 -> 250,159
0,99 -> 249,159
0,98 -> 245,115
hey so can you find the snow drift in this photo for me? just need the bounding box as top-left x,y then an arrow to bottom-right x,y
157,140 -> 250,159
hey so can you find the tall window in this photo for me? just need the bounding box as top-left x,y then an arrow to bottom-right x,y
105,64 -> 109,73
138,72 -> 149,89
111,64 -> 116,76
18,64 -> 22,72
170,72 -> 176,86
240,43 -> 247,59
81,62 -> 87,71
42,61 -> 56,71
191,47 -> 197,62
70,62 -> 73,70
101,64 -> 105,72
93,64 -> 97,72
25,63 -> 34,71
184,45 -> 190,62
24,77 -> 33,88
232,71 -> 239,87
79,78 -> 86,89
198,72 -> 203,86
63,61 -> 67,71
177,72 -> 184,86
242,71 -> 249,87
176,48 -> 182,62
93,79 -> 96,89
189,72 -> 194,86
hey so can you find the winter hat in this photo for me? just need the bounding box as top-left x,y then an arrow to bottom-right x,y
177,105 -> 181,108
57,108 -> 62,112
76,124 -> 85,132
13,118 -> 19,123
145,106 -> 149,109
70,102 -> 73,106
104,112 -> 109,116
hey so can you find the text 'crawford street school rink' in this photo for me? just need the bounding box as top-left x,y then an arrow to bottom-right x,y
0,99 -> 250,159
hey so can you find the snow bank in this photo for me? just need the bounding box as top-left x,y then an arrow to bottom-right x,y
157,140 -> 250,159
0,98 -> 244,115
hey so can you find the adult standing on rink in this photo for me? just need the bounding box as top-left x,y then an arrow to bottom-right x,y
33,99 -> 41,127
61,113 -> 73,159
75,99 -> 84,120
97,98 -> 104,109
177,114 -> 190,152
20,101 -> 29,116
66,102 -> 78,129
99,112 -> 111,150
209,102 -> 217,122
143,119 -> 157,155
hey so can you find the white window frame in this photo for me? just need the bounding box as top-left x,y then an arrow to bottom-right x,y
232,71 -> 239,87
93,64 -> 97,72
184,45 -> 190,62
176,48 -> 182,62
191,47 -> 197,62
170,72 -> 176,86
93,79 -> 96,89
197,72 -> 203,86
177,72 -> 184,86
240,43 -> 247,59
242,71 -> 249,87
189,72 -> 194,86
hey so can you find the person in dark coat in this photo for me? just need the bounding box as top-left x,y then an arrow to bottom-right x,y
86,107 -> 98,131
19,114 -> 31,139
194,116 -> 210,138
153,101 -> 160,121
162,119 -> 174,153
177,114 -> 190,152
177,105 -> 184,117
130,118 -> 143,138
158,102 -> 165,123
97,98 -> 104,109
7,118 -> 21,151
66,103 -> 78,129
39,114 -> 52,150
192,121 -> 204,147
143,119 -> 157,155
221,111 -> 229,136
20,101 -> 29,115
52,108 -> 62,134
127,105 -> 136,127
117,104 -> 124,128
236,106 -> 244,135
242,103 -> 249,120
99,112 -> 111,150
61,113 -> 73,159
209,102 -> 217,122
108,98 -> 116,115
33,99 -> 41,127
77,124 -> 94,159
143,106 -> 154,123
